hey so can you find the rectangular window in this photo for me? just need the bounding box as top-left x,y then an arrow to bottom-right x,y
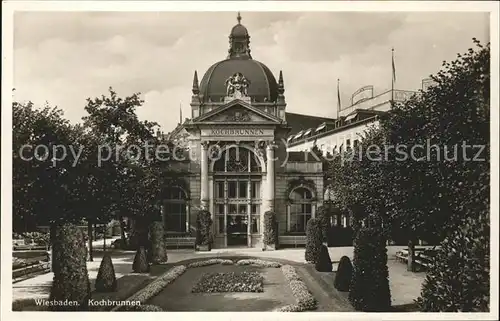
251,204 -> 259,214
216,181 -> 225,199
217,204 -> 225,215
228,181 -> 237,198
238,204 -> 247,215
229,204 -> 237,214
251,181 -> 260,198
239,181 -> 248,198
354,140 -> 359,148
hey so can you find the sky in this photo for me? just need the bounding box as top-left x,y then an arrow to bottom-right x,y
13,11 -> 489,133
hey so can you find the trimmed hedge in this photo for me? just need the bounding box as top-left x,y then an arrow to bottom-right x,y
150,221 -> 167,264
315,206 -> 330,242
196,210 -> 213,247
334,255 -> 353,292
349,227 -> 391,312
49,223 -> 91,311
416,214 -> 490,312
95,252 -> 117,292
305,218 -> 322,263
315,245 -> 332,272
132,246 -> 150,273
263,211 -> 278,249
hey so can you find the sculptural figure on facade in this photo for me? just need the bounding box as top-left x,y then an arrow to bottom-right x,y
225,72 -> 250,97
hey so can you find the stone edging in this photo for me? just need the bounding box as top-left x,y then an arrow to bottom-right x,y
113,258 -> 317,312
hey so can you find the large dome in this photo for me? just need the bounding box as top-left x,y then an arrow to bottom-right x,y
199,59 -> 279,103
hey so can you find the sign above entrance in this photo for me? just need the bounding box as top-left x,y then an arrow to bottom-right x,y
201,127 -> 274,140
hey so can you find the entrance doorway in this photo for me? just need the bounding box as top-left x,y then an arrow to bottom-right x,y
212,145 -> 262,247
227,214 -> 248,246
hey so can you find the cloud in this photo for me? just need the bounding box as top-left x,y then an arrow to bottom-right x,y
13,11 -> 490,132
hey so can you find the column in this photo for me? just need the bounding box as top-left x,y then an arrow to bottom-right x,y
265,142 -> 275,212
247,180 -> 252,247
200,142 -> 209,210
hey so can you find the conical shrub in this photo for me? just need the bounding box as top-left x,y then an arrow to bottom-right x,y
334,255 -> 353,292
132,246 -> 150,273
348,227 -> 391,312
305,218 -> 322,263
315,245 -> 332,272
49,223 -> 91,311
95,253 -> 117,292
150,221 -> 167,264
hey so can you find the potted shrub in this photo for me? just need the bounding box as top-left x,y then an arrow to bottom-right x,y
196,210 -> 213,251
262,211 -> 278,251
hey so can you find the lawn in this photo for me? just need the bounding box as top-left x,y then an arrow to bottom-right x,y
147,264 -> 297,311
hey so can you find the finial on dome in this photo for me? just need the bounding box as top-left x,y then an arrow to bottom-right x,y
237,12 -> 242,24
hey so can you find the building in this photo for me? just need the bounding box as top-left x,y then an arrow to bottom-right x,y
164,13 -> 426,248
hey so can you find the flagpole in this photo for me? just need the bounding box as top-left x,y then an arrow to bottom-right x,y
179,103 -> 182,125
337,78 -> 341,119
391,48 -> 395,103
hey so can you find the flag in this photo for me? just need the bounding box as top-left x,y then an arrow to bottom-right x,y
337,79 -> 341,119
392,48 -> 396,84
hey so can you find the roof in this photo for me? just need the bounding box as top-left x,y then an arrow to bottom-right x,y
285,112 -> 335,137
199,59 -> 278,103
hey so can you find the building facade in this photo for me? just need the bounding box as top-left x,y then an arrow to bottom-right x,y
164,14 -> 323,248
164,14 -> 427,248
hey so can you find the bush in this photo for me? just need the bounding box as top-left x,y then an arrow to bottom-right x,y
95,253 -> 117,292
316,206 -> 330,242
263,211 -> 278,248
150,221 -> 167,264
196,210 -> 213,247
416,214 -> 489,312
334,255 -> 353,292
315,245 -> 332,272
305,218 -> 322,263
349,227 -> 391,312
132,246 -> 150,273
49,223 -> 91,311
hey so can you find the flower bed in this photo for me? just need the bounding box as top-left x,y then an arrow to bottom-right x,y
113,265 -> 186,311
281,264 -> 301,281
235,259 -> 281,268
279,265 -> 317,311
191,272 -> 264,293
187,259 -> 234,268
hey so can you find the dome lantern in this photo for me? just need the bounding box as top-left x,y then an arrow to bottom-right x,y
227,12 -> 251,59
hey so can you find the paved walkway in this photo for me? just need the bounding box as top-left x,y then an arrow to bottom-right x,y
12,245 -> 425,306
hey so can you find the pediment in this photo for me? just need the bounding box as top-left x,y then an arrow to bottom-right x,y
195,99 -> 281,124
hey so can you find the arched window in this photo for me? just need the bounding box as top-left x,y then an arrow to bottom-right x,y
288,187 -> 314,233
162,187 -> 187,233
213,147 -> 261,173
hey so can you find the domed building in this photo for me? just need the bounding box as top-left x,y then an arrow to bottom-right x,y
162,13 -> 420,249
163,13 -> 327,249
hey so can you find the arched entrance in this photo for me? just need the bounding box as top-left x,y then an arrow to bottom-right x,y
211,145 -> 263,247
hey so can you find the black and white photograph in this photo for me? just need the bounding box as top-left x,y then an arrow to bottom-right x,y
1,1 -> 498,319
